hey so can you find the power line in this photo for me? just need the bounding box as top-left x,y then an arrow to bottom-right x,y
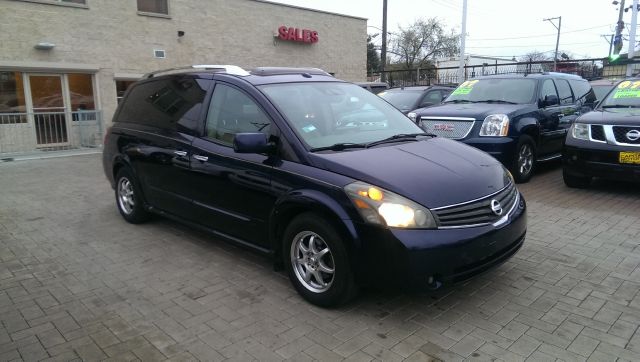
469,24 -> 613,41
466,41 -> 604,49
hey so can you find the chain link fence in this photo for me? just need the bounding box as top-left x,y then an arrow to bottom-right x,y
368,58 -> 640,88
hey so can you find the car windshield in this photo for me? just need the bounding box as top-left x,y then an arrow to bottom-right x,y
378,90 -> 422,111
599,80 -> 640,108
445,78 -> 536,104
259,82 -> 424,150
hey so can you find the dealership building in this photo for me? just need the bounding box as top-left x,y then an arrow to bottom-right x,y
0,0 -> 366,155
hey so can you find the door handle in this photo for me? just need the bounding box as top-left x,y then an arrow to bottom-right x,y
174,150 -> 188,157
193,155 -> 208,162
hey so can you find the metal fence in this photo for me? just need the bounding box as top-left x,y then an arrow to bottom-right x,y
0,110 -> 103,156
367,58 -> 640,88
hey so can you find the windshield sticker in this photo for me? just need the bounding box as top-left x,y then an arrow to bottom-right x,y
613,80 -> 640,98
452,80 -> 479,95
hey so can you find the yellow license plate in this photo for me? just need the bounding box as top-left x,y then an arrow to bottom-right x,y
619,152 -> 640,164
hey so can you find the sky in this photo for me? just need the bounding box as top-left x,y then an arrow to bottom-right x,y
270,0 -> 638,60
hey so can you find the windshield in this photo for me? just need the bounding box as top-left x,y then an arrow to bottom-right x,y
378,90 -> 422,111
445,78 -> 536,104
599,80 -> 640,108
259,82 -> 423,150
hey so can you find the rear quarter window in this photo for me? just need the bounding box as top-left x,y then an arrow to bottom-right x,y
569,79 -> 597,104
115,76 -> 211,134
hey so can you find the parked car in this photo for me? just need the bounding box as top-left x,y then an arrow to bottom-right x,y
355,81 -> 389,94
563,78 -> 640,187
378,85 -> 454,114
410,73 -> 597,183
103,65 -> 526,307
589,78 -> 618,104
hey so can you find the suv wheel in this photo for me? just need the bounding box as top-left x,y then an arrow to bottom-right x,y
512,136 -> 536,183
283,213 -> 357,307
563,169 -> 592,188
115,167 -> 151,224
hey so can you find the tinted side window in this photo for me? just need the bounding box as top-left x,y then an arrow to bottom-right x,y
540,79 -> 558,100
116,76 -> 210,134
554,79 -> 573,105
569,79 -> 597,104
422,90 -> 443,106
205,83 -> 271,145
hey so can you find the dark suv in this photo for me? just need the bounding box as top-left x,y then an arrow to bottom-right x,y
411,73 -> 596,182
563,78 -> 640,187
103,65 -> 526,306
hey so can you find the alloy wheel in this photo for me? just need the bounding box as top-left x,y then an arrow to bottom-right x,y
290,231 -> 335,293
117,177 -> 135,215
518,144 -> 533,177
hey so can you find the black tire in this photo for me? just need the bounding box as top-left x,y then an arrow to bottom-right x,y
114,167 -> 151,224
511,135 -> 536,183
283,213 -> 357,307
563,169 -> 592,188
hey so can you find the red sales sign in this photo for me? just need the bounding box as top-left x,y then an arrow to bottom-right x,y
278,26 -> 319,44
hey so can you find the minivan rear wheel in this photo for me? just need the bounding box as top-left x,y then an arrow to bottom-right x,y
115,168 -> 151,224
283,213 -> 357,307
512,135 -> 536,183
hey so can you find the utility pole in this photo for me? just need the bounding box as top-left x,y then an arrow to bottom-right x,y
613,0 -> 626,58
457,0 -> 467,83
627,0 -> 638,76
381,0 -> 387,82
543,16 -> 561,71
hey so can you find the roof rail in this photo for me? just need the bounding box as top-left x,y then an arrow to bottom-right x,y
250,67 -> 331,76
143,65 -> 249,78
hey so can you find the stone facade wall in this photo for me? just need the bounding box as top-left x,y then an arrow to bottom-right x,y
0,0 -> 367,124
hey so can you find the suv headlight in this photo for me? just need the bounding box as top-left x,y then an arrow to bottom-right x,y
407,112 -> 418,122
345,181 -> 437,229
480,114 -> 510,136
571,123 -> 589,140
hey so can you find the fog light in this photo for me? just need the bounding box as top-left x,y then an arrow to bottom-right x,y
572,155 -> 578,161
427,276 -> 434,284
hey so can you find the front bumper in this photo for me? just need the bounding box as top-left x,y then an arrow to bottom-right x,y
353,192 -> 527,289
563,145 -> 640,181
462,137 -> 518,166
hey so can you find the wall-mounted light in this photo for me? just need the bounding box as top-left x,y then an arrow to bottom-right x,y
34,42 -> 55,50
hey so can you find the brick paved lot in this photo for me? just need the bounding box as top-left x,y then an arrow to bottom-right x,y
1,154 -> 639,361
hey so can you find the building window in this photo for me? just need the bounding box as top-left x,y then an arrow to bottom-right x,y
0,71 -> 27,124
68,74 -> 95,111
116,80 -> 137,104
137,0 -> 168,15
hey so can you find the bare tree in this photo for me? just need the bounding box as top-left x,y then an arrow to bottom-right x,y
388,18 -> 459,70
518,51 -> 551,62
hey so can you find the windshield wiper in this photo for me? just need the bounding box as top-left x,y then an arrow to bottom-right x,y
309,143 -> 367,152
602,104 -> 640,109
365,133 -> 435,148
475,99 -> 518,104
443,99 -> 475,104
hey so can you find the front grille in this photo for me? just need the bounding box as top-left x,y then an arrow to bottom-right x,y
613,126 -> 640,144
419,118 -> 475,139
433,183 -> 518,228
590,125 -> 606,141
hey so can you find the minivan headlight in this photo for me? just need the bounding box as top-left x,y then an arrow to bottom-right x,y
571,123 -> 589,140
407,112 -> 418,122
480,114 -> 510,136
344,181 -> 437,229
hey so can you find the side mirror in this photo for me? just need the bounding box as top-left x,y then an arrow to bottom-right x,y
542,94 -> 559,107
233,133 -> 275,154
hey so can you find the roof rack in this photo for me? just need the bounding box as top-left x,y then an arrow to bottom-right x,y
250,67 -> 331,76
143,65 -> 249,78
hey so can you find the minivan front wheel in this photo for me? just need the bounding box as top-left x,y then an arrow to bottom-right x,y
512,136 -> 536,183
283,213 -> 356,307
115,168 -> 150,224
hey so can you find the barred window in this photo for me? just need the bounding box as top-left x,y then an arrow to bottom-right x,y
137,0 -> 168,15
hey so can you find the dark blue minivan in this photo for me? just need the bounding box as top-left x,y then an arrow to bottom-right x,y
102,66 -> 527,306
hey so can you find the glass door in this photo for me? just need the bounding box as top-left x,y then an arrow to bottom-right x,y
27,74 -> 69,146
